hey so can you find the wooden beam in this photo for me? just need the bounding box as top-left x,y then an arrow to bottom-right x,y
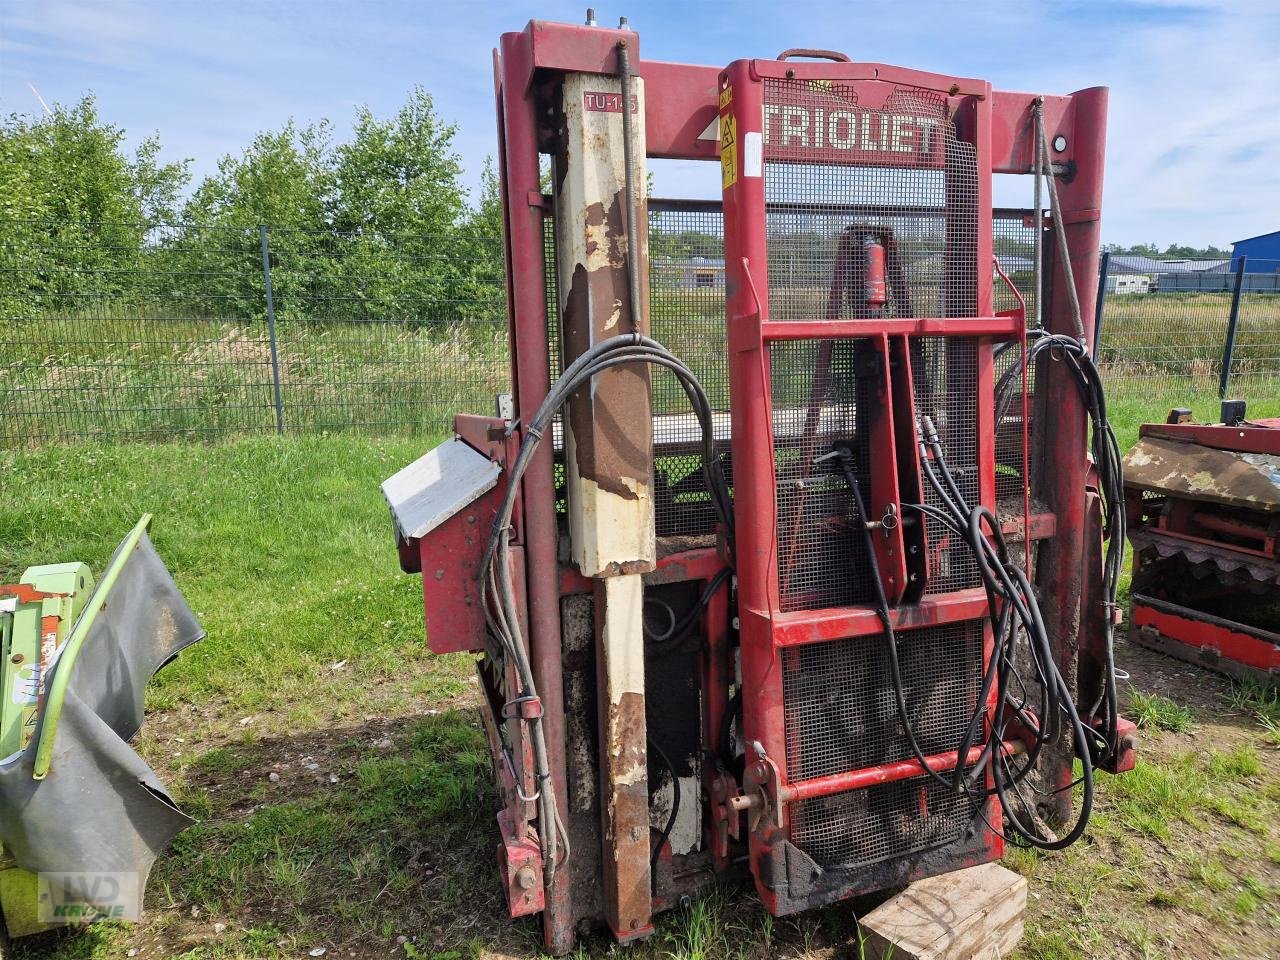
858,863 -> 1028,960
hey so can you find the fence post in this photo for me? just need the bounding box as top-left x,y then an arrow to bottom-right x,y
1218,256 -> 1247,400
1093,250 -> 1110,354
260,224 -> 285,435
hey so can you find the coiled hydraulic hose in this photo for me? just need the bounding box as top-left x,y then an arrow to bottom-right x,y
479,333 -> 733,882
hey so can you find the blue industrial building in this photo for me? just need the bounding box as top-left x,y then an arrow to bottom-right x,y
1231,230 -> 1280,272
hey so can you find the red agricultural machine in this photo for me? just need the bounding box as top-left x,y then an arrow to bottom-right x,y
385,15 -> 1134,952
1126,402 -> 1280,684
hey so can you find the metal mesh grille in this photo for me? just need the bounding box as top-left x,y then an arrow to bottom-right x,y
649,201 -> 730,537
545,200 -> 731,533
762,80 -> 979,322
770,338 -> 875,612
782,620 -> 982,781
912,337 -> 981,594
993,210 -> 1039,503
790,772 -> 977,869
784,619 -> 984,869
993,209 -> 1039,318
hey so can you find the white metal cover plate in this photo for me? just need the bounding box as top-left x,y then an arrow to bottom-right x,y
382,439 -> 500,540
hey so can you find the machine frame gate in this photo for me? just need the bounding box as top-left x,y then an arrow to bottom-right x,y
419,20 -> 1117,952
719,56 -> 1020,914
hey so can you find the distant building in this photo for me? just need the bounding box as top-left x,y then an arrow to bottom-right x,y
654,256 -> 725,290
1231,231 -> 1280,272
1108,255 -> 1230,275
1107,274 -> 1150,295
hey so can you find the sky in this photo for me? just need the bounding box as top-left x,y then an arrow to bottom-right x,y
2,0 -> 1277,248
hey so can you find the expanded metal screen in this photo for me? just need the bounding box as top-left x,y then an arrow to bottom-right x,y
789,766 -> 978,869
912,337 -> 982,594
770,338 -> 875,612
761,80 -> 979,322
781,620 -> 983,782
992,210 -> 1040,505
649,201 -> 729,538
785,620 -> 983,868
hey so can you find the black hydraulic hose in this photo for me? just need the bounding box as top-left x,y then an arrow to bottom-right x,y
915,424 -> 1097,848
648,735 -> 680,895
478,334 -> 735,882
992,332 -> 1124,766
833,446 -> 957,792
719,689 -> 744,777
644,568 -> 733,647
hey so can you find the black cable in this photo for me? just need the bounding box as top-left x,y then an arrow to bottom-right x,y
994,333 -> 1124,767
644,568 -> 733,647
830,412 -> 1097,848
647,735 -> 681,895
915,418 -> 1095,849
832,446 -> 957,792
719,689 -> 745,779
478,333 -> 735,882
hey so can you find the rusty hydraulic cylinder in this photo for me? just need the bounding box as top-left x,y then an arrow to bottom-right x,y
554,69 -> 655,941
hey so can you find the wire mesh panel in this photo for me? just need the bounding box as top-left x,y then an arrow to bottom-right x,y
911,337 -> 981,593
1225,258 -> 1280,398
0,224 -> 277,443
993,210 -> 1039,318
783,619 -> 983,870
781,620 -> 983,781
761,81 -> 979,322
789,767 -> 977,869
264,229 -> 508,434
649,201 -> 730,538
770,338 -> 875,612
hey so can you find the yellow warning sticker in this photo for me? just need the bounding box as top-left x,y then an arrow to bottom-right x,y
719,85 -> 733,110
720,113 -> 738,189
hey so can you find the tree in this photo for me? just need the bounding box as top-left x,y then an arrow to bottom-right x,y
1102,241 -> 1229,260
0,95 -> 190,317
329,87 -> 465,238
0,94 -> 189,226
183,121 -> 332,231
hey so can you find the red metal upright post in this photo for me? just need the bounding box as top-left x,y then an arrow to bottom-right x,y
496,31 -> 575,955
1034,88 -> 1108,819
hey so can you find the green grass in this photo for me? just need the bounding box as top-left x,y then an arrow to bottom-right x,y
1127,689 -> 1196,734
3,422 -> 1279,958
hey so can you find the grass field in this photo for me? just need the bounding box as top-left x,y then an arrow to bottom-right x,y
5,289 -> 1280,446
1,428 -> 1278,957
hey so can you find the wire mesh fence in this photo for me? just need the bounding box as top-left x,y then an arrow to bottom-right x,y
3,218 -> 1279,448
1095,255 -> 1280,415
1,221 -> 506,444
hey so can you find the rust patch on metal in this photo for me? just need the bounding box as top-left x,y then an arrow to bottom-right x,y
600,689 -> 652,935
1124,436 -> 1280,513
560,190 -> 652,500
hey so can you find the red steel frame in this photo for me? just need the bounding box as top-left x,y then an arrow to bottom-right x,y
488,19 -> 1108,952
719,58 -> 1006,913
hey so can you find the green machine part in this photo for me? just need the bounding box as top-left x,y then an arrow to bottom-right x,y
0,564 -> 94,758
0,562 -> 94,940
